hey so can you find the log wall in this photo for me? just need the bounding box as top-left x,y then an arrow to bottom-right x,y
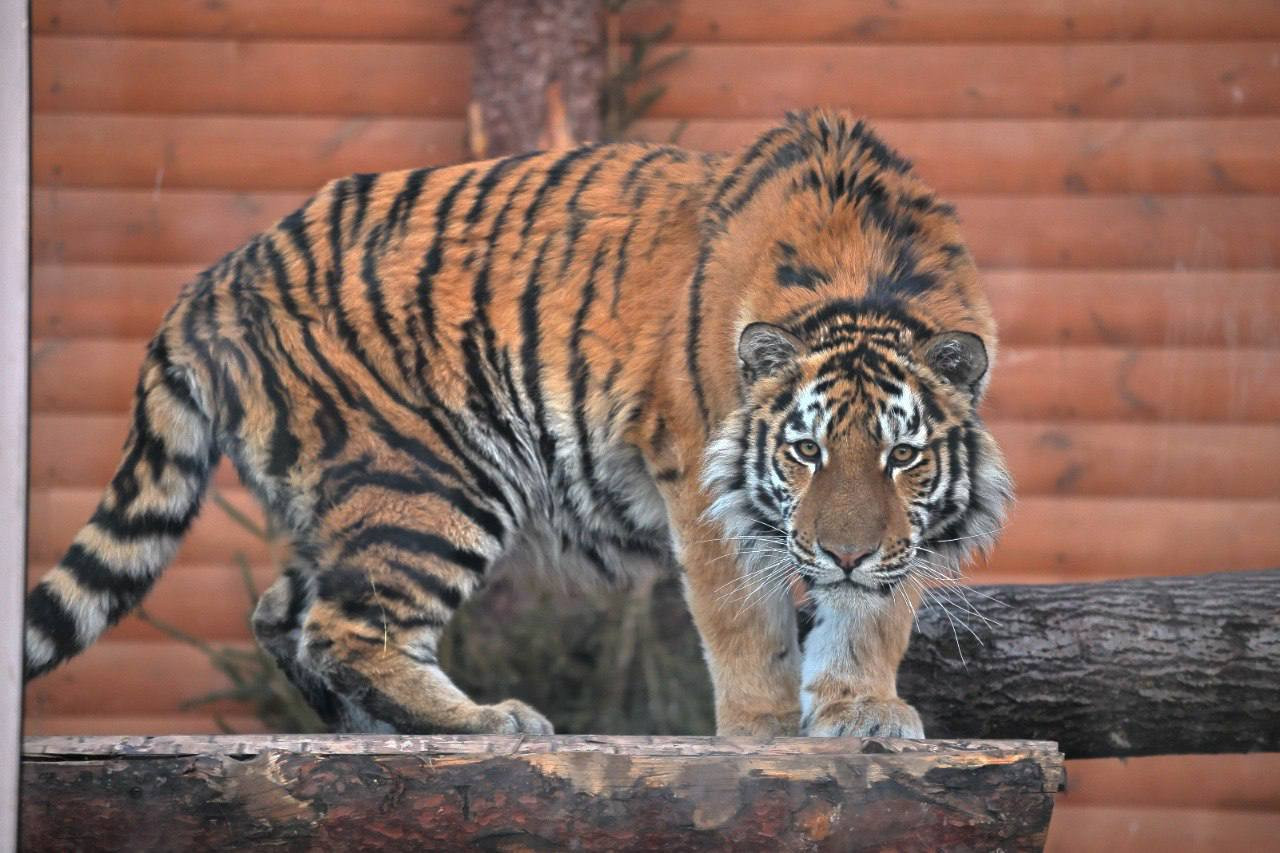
23,2 -> 1280,849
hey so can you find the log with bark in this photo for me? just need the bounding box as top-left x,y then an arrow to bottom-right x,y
22,734 -> 1064,852
467,0 -> 604,157
901,568 -> 1280,758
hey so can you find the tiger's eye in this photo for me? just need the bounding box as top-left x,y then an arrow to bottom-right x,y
890,444 -> 920,465
793,439 -> 821,461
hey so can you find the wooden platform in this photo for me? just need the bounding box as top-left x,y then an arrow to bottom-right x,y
22,734 -> 1064,851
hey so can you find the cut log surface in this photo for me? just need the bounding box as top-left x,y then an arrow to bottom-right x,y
21,734 -> 1064,852
901,569 -> 1280,759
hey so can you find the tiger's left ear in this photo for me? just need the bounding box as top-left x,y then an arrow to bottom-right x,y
738,322 -> 806,384
920,331 -> 988,389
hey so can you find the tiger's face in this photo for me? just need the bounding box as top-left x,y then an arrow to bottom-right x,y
704,315 -> 1011,603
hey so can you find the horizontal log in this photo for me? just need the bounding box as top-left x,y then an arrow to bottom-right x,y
32,0 -> 473,41
30,413 -> 1280,499
22,641 -> 258,717
33,114 -> 1280,194
31,263 -> 1280,347
622,0 -> 1280,43
19,734 -> 1064,851
33,0 -> 1280,42
31,338 -> 1280,422
32,187 -> 1280,268
900,569 -> 1280,758
33,38 -> 1280,118
23,714 -> 266,736
1060,754 -> 1280,810
33,37 -> 471,117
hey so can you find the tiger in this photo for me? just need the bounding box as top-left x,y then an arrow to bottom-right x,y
24,109 -> 1010,738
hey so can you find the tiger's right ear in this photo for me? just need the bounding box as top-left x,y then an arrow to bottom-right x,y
738,323 -> 806,383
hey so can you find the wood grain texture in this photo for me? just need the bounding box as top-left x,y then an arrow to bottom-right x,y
34,0 -> 1280,41
20,734 -> 1063,852
32,38 -> 1280,119
900,570 -> 1280,758
34,114 -> 1280,194
32,338 -> 1280,422
30,414 -> 1280,499
32,187 -> 1280,267
30,264 -> 1280,347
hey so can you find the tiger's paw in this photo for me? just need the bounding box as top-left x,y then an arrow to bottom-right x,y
802,696 -> 924,739
472,699 -> 555,735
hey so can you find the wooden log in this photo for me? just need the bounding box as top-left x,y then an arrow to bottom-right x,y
30,264 -> 1280,347
32,0 -> 1280,42
900,569 -> 1280,758
33,38 -> 1280,119
34,115 -> 1280,194
32,338 -> 1280,422
33,187 -> 1280,267
20,734 -> 1064,851
30,413 -> 1280,499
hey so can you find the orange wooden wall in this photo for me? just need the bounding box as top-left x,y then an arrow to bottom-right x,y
23,2 -> 1280,848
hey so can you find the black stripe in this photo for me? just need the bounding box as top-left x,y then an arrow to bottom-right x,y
386,559 -> 464,610
684,243 -> 713,425
519,235 -> 558,474
89,504 -> 198,541
24,584 -> 82,674
416,168 -> 476,347
519,145 -> 595,242
338,525 -> 488,575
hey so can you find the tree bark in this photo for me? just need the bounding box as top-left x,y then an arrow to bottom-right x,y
468,0 -> 605,157
900,568 -> 1280,758
22,734 -> 1063,852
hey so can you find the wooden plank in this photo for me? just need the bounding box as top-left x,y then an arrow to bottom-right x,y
33,114 -> 1280,194
31,413 -> 1280,499
33,37 -> 472,117
19,735 -> 1062,851
1046,805 -> 1280,853
32,0 -> 472,40
33,0 -> 1280,42
23,714 -> 266,736
982,498 -> 1280,579
31,338 -> 1280,422
31,264 -> 1280,347
983,347 -> 1280,423
983,270 -> 1280,348
645,43 -> 1280,120
622,0 -> 1280,43
32,188 -> 1280,268
26,484 -> 1280,577
1059,754 -> 1280,810
22,641 -> 258,716
32,38 -> 1280,119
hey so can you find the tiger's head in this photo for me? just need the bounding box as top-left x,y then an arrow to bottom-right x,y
704,316 -> 1010,602
699,110 -> 1011,604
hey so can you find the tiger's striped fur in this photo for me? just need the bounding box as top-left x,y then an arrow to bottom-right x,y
25,110 -> 1010,737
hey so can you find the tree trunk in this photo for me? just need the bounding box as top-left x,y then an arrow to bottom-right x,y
900,568 -> 1280,758
468,0 -> 605,157
22,734 -> 1064,852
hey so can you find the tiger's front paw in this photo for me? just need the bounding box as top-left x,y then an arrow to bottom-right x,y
802,696 -> 924,738
472,699 -> 555,735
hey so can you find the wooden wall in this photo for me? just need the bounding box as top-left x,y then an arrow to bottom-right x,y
23,2 -> 1280,848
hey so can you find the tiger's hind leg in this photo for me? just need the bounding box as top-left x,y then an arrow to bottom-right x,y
262,463 -> 552,735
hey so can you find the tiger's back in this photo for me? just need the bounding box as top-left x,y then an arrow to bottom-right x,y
26,110 -> 1010,738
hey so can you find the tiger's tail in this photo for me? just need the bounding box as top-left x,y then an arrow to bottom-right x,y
24,335 -> 217,680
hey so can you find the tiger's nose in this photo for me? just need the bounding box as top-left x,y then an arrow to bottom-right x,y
820,543 -> 876,574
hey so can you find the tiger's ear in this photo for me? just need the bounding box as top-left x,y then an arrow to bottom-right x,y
920,331 -> 988,388
738,323 -> 806,383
